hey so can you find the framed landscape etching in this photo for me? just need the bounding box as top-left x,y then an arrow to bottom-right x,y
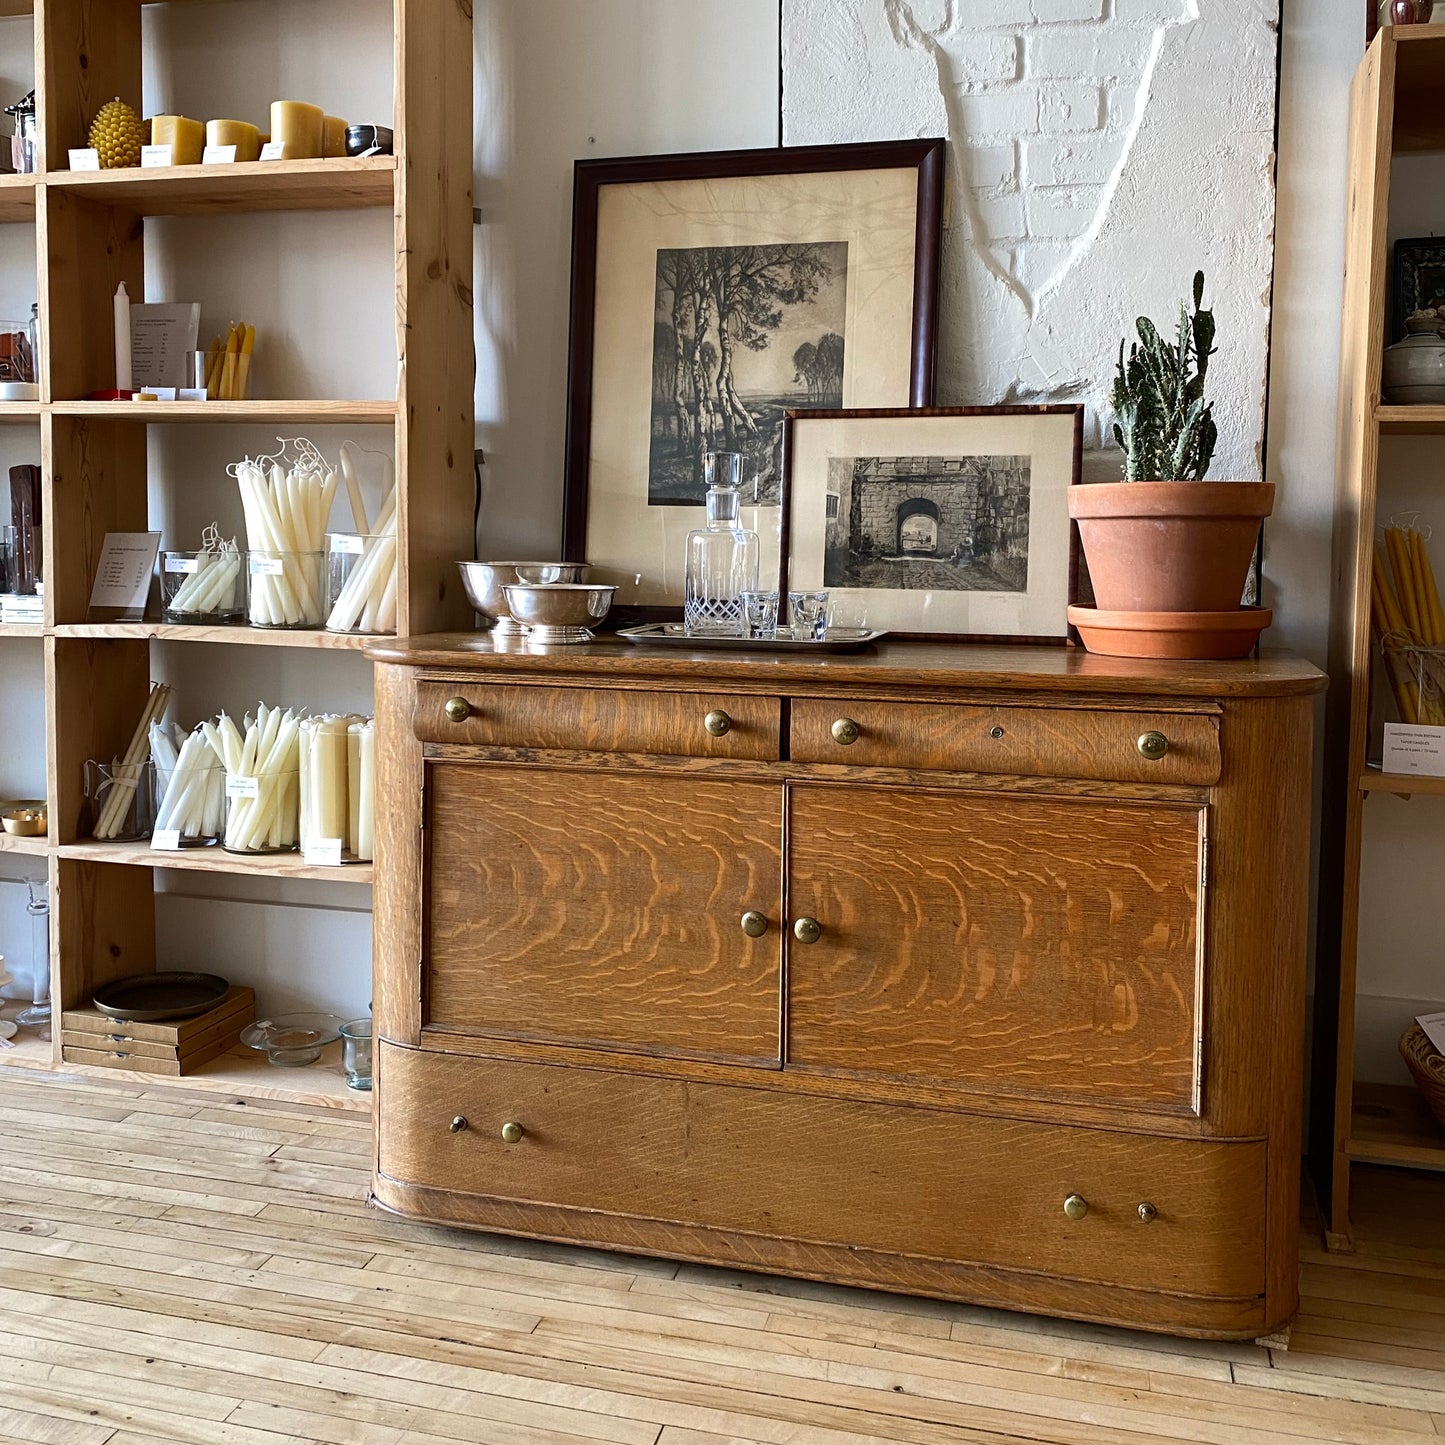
781,407 -> 1083,643
562,138 -> 946,619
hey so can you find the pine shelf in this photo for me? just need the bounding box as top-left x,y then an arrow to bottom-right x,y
58,840 -> 374,885
1358,768 -> 1445,797
56,622 -> 385,649
49,399 -> 396,424
0,173 -> 36,221
1346,1082 -> 1445,1169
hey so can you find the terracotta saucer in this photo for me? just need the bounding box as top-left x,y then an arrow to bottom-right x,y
1068,605 -> 1273,660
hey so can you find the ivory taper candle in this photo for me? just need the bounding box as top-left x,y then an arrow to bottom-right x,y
150,114 -> 204,165
205,118 -> 260,162
269,101 -> 323,159
321,115 -> 348,158
113,282 -> 131,392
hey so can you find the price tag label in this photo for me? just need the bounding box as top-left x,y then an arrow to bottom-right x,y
225,774 -> 260,799
250,556 -> 284,577
164,556 -> 200,574
330,535 -> 365,555
68,148 -> 100,171
140,144 -> 173,168
151,829 -> 181,851
303,837 -> 344,867
259,140 -> 287,161
201,144 -> 237,165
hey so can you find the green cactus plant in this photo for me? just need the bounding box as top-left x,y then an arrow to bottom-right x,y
1110,271 -> 1218,481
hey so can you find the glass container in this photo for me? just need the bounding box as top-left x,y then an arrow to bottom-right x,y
85,759 -> 156,842
789,590 -> 831,641
683,453 -> 759,637
740,589 -> 780,640
223,768 -> 300,853
339,1018 -> 373,1090
246,550 -> 324,628
325,532 -> 397,634
162,549 -> 244,623
15,879 -> 48,1029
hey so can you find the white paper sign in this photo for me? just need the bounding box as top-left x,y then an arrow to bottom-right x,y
164,556 -> 199,574
88,532 -> 160,612
250,556 -> 284,577
178,387 -> 207,402
201,144 -> 237,165
330,534 -> 364,555
303,838 -> 344,867
1419,1011 -> 1445,1056
259,141 -> 286,161
131,304 -> 200,391
140,144 -> 172,168
1382,723 -> 1445,778
151,829 -> 181,851
67,148 -> 100,171
225,775 -> 260,800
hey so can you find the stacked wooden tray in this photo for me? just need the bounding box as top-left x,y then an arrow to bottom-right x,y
61,986 -> 256,1076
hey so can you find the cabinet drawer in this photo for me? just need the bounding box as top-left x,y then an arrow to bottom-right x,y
378,1043 -> 1265,1301
415,682 -> 781,760
790,699 -> 1220,784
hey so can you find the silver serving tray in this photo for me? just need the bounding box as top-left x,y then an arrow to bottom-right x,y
617,623 -> 887,653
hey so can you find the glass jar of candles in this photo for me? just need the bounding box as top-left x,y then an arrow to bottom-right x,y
325,533 -> 398,634
246,550 -> 325,628
223,769 -> 300,853
162,548 -> 245,623
85,759 -> 157,842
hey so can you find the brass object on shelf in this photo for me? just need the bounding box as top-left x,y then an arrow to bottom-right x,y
444,697 -> 471,723
0,799 -> 46,836
500,1121 -> 525,1144
1137,731 -> 1169,760
1063,1194 -> 1089,1221
704,709 -> 732,737
831,717 -> 860,746
793,917 -> 822,945
740,910 -> 768,938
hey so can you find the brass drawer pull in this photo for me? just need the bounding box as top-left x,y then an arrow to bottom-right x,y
740,910 -> 768,938
831,717 -> 860,746
704,709 -> 732,737
1063,1193 -> 1088,1221
1137,730 -> 1169,760
444,696 -> 472,723
1137,1201 -> 1158,1223
989,725 -> 1005,740
450,1115 -> 469,1133
793,917 -> 822,945
500,1121 -> 525,1144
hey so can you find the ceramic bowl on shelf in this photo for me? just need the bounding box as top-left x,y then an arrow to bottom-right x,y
502,582 -> 616,645
1383,316 -> 1445,404
241,1013 -> 346,1067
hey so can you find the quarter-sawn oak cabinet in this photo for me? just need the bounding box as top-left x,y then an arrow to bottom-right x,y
369,638 -> 1324,1339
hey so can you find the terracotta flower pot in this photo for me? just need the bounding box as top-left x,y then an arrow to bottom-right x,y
1068,481 -> 1275,613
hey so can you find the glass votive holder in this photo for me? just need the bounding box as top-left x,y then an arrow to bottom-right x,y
246,551 -> 325,629
85,759 -> 157,842
788,589 -> 830,641
740,589 -> 780,640
325,532 -> 398,634
223,768 -> 300,853
162,549 -> 245,623
339,1018 -> 373,1091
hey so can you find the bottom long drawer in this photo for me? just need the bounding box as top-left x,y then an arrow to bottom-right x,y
376,1041 -> 1266,1302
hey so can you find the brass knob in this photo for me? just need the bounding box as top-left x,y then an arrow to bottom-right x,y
444,696 -> 471,723
740,910 -> 768,938
704,709 -> 732,737
831,717 -> 860,746
793,917 -> 822,945
1063,1194 -> 1088,1221
449,1115 -> 468,1133
1137,1201 -> 1158,1223
1137,730 -> 1169,761
989,725 -> 1005,740
500,1121 -> 525,1144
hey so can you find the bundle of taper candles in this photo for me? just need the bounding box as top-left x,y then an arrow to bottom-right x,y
1372,521 -> 1445,725
200,322 -> 256,401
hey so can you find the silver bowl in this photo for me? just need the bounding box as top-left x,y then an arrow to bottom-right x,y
457,561 -> 562,637
502,582 -> 616,644
514,562 -> 591,585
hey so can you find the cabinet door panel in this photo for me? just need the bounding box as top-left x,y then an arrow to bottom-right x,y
426,765 -> 783,1065
787,785 -> 1204,1111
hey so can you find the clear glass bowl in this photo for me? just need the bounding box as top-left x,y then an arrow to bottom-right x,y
241,1013 -> 346,1067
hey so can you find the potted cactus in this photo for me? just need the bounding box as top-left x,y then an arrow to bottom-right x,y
1067,272 -> 1275,659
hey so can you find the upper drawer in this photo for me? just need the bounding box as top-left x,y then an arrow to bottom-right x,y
790,700 -> 1220,785
415,682 -> 781,760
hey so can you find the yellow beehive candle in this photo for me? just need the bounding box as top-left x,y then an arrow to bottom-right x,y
205,118 -> 260,163
269,101 -> 323,159
321,115 -> 348,158
149,114 -> 204,165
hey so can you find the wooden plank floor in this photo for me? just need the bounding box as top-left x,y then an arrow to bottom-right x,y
0,1069 -> 1439,1445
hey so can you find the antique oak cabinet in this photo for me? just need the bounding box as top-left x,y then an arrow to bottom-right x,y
369,637 -> 1324,1339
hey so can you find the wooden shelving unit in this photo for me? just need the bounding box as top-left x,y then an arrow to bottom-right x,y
0,0 -> 475,1111
1316,26 -> 1445,1247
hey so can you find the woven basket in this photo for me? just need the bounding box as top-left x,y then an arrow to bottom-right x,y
1399,1024 -> 1445,1130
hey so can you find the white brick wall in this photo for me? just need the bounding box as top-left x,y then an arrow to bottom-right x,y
783,0 -> 1279,472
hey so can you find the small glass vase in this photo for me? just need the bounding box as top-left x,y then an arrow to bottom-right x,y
683,452 -> 759,637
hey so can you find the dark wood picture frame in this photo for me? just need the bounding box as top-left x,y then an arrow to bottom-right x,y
561,138 -> 947,622
779,405 -> 1084,644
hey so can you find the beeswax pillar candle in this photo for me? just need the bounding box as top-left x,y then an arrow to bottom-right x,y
205,119 -> 260,162
321,115 -> 348,158
269,101 -> 323,159
150,115 -> 204,164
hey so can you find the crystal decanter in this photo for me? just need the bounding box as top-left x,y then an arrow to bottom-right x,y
684,453 -> 759,636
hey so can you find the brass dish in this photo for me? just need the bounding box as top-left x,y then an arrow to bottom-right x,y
0,799 -> 46,836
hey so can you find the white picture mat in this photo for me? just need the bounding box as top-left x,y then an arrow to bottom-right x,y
786,412 -> 1077,639
585,166 -> 924,607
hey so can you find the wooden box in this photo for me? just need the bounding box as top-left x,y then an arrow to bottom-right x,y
61,985 -> 255,1077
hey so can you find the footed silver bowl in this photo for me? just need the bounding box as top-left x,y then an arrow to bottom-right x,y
457,561 -> 560,636
514,562 -> 591,585
502,582 -> 616,644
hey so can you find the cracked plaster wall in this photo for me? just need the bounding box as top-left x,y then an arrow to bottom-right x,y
782,0 -> 1280,475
